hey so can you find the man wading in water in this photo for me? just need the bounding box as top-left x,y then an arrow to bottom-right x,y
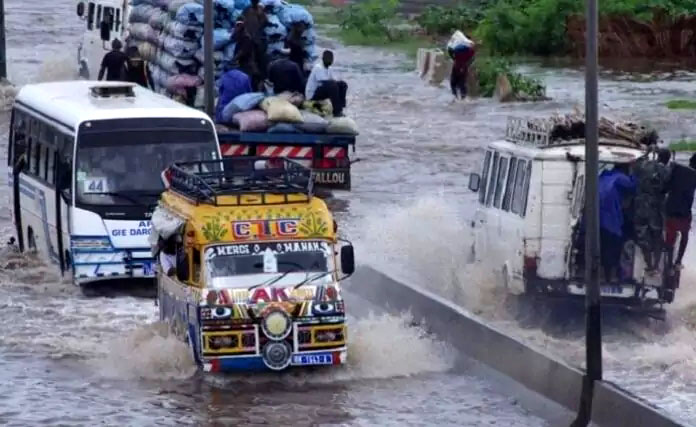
98,39 -> 128,81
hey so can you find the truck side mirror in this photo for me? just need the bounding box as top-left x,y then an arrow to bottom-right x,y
340,245 -> 355,275
468,173 -> 481,192
100,20 -> 111,41
77,2 -> 85,17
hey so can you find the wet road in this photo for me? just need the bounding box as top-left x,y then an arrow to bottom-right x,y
2,0 -> 696,425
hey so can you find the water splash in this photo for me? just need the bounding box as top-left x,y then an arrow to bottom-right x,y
97,322 -> 197,381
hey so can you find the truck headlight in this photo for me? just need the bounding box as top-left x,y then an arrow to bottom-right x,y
261,309 -> 292,340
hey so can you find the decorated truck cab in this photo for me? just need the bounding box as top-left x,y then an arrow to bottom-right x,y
152,158 -> 354,372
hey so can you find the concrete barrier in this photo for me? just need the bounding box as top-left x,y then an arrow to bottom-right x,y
415,48 -> 451,87
348,266 -> 684,427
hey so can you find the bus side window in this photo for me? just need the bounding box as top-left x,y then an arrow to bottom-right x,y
493,156 -> 508,208
521,161 -> 532,215
479,151 -> 492,204
511,160 -> 529,216
115,8 -> 121,32
40,145 -> 49,181
47,149 -> 57,186
486,152 -> 500,207
502,157 -> 517,211
96,5 -> 102,27
11,110 -> 28,167
103,7 -> 114,30
87,2 -> 95,30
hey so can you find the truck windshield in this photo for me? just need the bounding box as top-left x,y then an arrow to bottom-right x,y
205,241 -> 331,288
75,118 -> 218,206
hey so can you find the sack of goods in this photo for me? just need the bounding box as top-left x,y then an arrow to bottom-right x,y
260,96 -> 303,123
447,30 -> 474,53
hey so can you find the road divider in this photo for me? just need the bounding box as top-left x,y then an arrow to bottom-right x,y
348,266 -> 684,427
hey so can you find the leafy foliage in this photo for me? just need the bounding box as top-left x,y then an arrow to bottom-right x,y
416,4 -> 485,36
202,215 -> 227,242
339,0 -> 403,41
474,0 -> 696,55
475,57 -> 546,98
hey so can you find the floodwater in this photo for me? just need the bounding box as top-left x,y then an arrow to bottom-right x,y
2,0 -> 696,425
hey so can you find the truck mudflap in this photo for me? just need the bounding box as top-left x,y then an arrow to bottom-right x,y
217,131 -> 356,191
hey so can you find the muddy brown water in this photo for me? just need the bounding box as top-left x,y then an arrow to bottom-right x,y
2,0 -> 696,425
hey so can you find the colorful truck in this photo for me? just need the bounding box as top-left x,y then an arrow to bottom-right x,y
152,157 -> 354,371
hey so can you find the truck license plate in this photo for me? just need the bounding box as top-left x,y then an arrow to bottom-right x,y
292,353 -> 333,366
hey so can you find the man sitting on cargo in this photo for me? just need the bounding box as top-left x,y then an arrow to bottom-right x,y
215,68 -> 252,123
267,58 -> 305,95
599,163 -> 636,282
664,153 -> 696,270
305,50 -> 348,117
633,147 -> 671,273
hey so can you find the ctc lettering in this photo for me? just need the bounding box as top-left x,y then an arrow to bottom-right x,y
232,219 -> 299,240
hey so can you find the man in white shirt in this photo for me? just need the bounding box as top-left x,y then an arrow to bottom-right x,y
305,50 -> 348,116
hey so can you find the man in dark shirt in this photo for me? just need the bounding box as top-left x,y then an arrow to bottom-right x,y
98,39 -> 128,81
664,153 -> 696,269
241,0 -> 268,84
285,22 -> 307,74
233,20 -> 260,90
267,58 -> 305,94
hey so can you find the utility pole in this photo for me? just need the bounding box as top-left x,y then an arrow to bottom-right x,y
203,0 -> 214,118
0,0 -> 7,79
572,0 -> 602,424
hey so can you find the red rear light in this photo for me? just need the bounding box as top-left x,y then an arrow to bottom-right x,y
314,158 -> 337,169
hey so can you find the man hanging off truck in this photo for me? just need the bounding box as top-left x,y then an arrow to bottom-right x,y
632,147 -> 671,274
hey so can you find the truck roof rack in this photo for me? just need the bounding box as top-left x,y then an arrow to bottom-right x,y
166,157 -> 314,206
504,114 -> 653,149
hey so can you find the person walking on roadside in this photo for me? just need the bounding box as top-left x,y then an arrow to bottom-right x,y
664,153 -> 696,270
125,46 -> 153,89
98,39 -> 128,81
633,147 -> 671,274
599,163 -> 636,282
305,50 -> 348,116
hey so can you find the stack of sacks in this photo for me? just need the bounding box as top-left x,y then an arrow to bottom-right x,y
218,91 -> 358,135
275,3 -> 317,66
126,0 -> 320,108
127,0 -> 204,99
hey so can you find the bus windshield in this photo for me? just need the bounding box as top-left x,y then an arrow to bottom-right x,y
75,119 -> 218,206
205,241 -> 332,289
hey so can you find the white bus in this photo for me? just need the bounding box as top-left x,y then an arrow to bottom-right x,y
8,81 -> 221,286
75,0 -> 130,79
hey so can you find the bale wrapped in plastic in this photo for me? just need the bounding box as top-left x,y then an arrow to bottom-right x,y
165,21 -> 203,40
149,64 -> 173,92
157,50 -> 200,75
136,41 -> 160,62
221,92 -> 266,122
296,111 -> 328,133
446,30 -> 474,52
268,123 -> 301,133
277,4 -> 313,28
302,99 -> 333,118
261,96 -> 303,123
212,28 -> 233,50
162,35 -> 200,58
165,74 -> 203,96
129,23 -> 159,45
167,0 -> 199,19
149,8 -> 171,30
261,0 -> 282,8
233,110 -> 270,132
264,14 -> 287,40
327,117 -> 359,135
195,48 -> 225,65
129,4 -> 157,24
214,0 -> 236,29
176,2 -> 204,25
235,0 -> 251,10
